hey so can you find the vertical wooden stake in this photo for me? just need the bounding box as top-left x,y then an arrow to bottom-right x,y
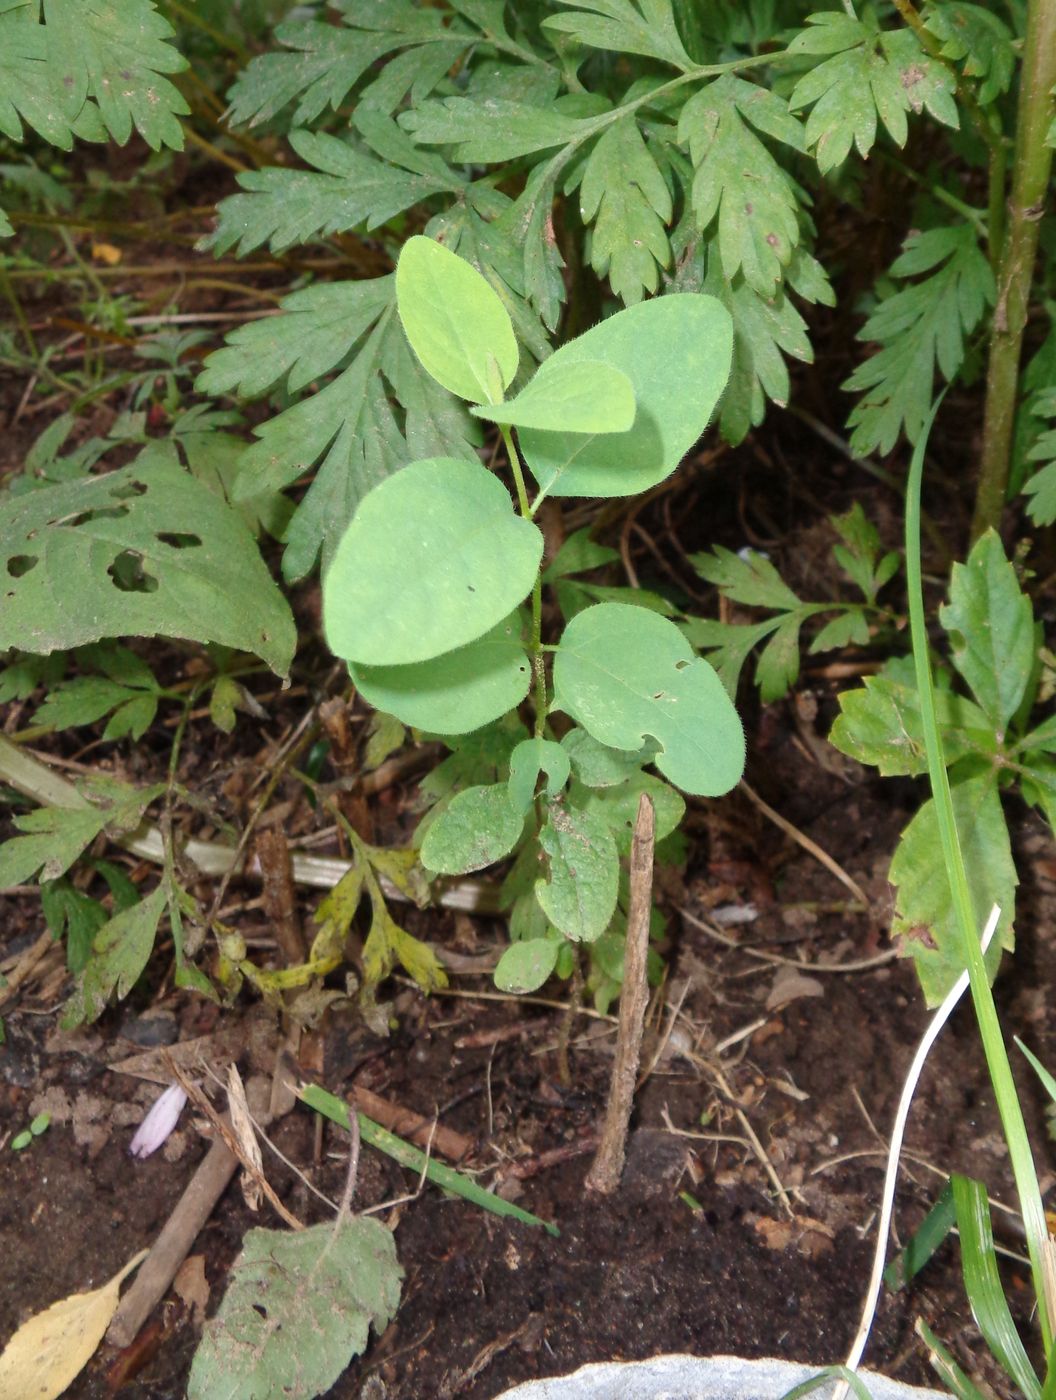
586,793 -> 655,1195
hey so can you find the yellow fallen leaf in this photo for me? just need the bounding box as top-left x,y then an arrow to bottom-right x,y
0,1248 -> 147,1400
91,242 -> 122,265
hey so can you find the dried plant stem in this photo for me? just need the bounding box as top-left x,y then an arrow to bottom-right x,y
586,794 -> 655,1195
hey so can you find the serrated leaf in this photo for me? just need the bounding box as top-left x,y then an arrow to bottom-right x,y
350,618 -> 531,735
889,774 -> 1015,1006
574,116 -> 672,305
1022,389 -> 1056,526
845,224 -> 994,456
206,129 -> 458,257
808,610 -> 870,653
420,783 -> 524,875
520,294 -> 731,498
401,96 -> 586,164
187,1220 -> 401,1400
755,612 -> 805,702
553,602 -> 744,796
44,0 -> 187,151
397,235 -> 518,404
938,530 -> 1034,733
0,780 -> 161,887
691,544 -> 802,609
62,884 -> 167,1027
494,938 -> 560,994
363,901 -> 446,992
542,529 -> 619,582
678,76 -> 803,297
0,6 -> 81,150
543,0 -> 693,69
680,615 -> 784,699
508,738 -> 571,815
535,800 -> 619,941
922,2 -> 1015,106
572,771 -> 684,854
323,458 -> 543,666
789,13 -> 954,173
830,670 -> 994,776
225,7 -> 464,129
474,359 -> 635,433
0,448 -> 296,675
41,879 -> 106,973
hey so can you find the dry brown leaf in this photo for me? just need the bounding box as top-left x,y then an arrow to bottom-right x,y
227,1064 -> 263,1212
91,242 -> 122,265
0,1248 -> 147,1400
173,1255 -> 210,1328
765,965 -> 824,1011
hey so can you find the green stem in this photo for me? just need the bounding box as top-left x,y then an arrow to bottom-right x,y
907,402 -> 1054,1352
987,120 -> 1008,269
972,0 -> 1056,539
500,426 -> 548,739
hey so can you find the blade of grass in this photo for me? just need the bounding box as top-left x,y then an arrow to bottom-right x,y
950,1174 -> 1040,1398
906,399 -> 1053,1351
884,1180 -> 957,1291
916,1318 -> 991,1400
298,1082 -> 560,1237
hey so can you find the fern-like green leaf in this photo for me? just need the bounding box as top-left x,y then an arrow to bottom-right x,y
197,276 -> 478,581
678,75 -> 804,297
789,12 -> 957,173
543,0 -> 694,71
205,128 -> 462,256
401,96 -> 588,164
922,1 -> 1015,106
1022,390 -> 1056,526
45,0 -> 188,150
844,224 -> 993,455
225,3 -> 465,129
573,116 -> 672,304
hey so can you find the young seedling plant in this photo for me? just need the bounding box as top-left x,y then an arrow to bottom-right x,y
322,235 -> 744,996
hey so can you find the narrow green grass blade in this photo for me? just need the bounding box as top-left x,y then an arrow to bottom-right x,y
1016,1037 -> 1056,1107
1044,1339 -> 1056,1400
951,1174 -> 1040,1399
884,1180 -> 957,1290
916,1318 -> 990,1400
299,1082 -> 560,1237
779,1364 -> 876,1399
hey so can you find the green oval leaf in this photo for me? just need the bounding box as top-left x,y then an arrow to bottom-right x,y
519,295 -> 732,498
323,458 -> 543,666
494,938 -> 561,994
536,801 -> 619,942
396,235 -> 518,404
507,738 -> 572,814
420,783 -> 524,875
572,772 -> 684,855
350,619 -> 531,735
472,360 -> 636,434
553,603 -> 745,796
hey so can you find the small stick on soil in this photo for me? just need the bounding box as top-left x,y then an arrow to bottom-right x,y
739,778 -> 869,906
351,1084 -> 474,1163
256,827 -> 305,968
106,1136 -> 239,1349
586,794 -> 655,1195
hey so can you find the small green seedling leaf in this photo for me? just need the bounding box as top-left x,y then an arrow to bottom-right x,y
11,1131 -> 32,1151
30,1113 -> 50,1136
561,728 -> 655,788
396,234 -> 518,403
323,458 -> 543,666
420,783 -> 524,875
494,938 -> 560,994
473,359 -> 636,434
507,738 -> 571,815
519,294 -> 732,498
939,529 -> 1035,733
536,801 -> 619,942
187,1220 -> 402,1400
553,603 -> 745,796
351,618 -> 531,735
889,773 -> 1015,1006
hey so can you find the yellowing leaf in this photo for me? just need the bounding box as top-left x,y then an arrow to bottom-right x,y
0,1248 -> 147,1400
91,242 -> 122,265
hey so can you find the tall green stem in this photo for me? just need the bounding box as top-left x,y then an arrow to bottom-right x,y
908,404 -> 1053,1352
972,0 -> 1056,539
500,426 -> 547,738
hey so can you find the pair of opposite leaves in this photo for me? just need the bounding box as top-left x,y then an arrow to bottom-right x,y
322,236 -> 743,798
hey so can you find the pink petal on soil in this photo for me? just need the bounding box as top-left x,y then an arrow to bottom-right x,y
129,1084 -> 188,1159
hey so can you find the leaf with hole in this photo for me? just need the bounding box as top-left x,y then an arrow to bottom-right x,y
323,458 -> 542,667
494,937 -> 560,994
187,1220 -> 401,1400
420,783 -> 524,875
350,617 -> 531,735
473,359 -> 635,434
535,800 -> 619,942
518,295 -> 731,498
0,448 -> 296,676
396,234 -> 518,403
553,603 -> 744,796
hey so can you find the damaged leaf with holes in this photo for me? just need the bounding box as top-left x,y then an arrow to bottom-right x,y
0,446 -> 296,676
